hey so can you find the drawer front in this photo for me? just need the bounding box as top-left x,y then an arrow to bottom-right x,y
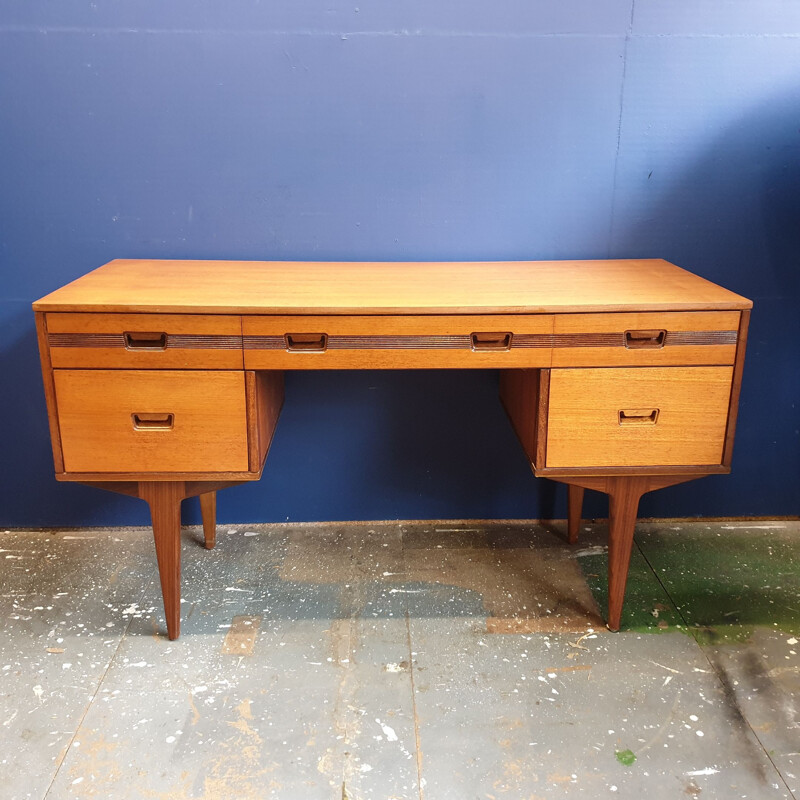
47,313 -> 243,369
545,366 -> 733,468
242,315 -> 554,369
551,311 -> 739,367
54,370 -> 249,473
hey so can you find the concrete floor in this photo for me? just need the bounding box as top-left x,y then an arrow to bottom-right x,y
1,518 -> 798,800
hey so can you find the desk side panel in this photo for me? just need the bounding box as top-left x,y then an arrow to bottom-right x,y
246,371 -> 285,472
35,311 -> 64,472
722,308 -> 751,468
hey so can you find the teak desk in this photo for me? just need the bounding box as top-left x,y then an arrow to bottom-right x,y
33,259 -> 752,640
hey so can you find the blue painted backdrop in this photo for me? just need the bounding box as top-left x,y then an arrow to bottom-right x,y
1,1 -> 798,526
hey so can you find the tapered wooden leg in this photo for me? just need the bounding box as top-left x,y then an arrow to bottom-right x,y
139,482 -> 185,640
567,485 -> 584,544
552,474 -> 697,632
605,477 -> 649,632
199,492 -> 217,550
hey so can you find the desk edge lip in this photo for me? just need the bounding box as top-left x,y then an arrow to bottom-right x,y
32,300 -> 754,314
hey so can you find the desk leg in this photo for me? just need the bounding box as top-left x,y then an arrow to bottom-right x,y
553,474 -> 699,631
567,485 -> 584,544
200,492 -> 217,550
139,481 -> 185,641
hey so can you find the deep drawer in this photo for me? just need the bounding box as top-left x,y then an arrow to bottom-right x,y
545,366 -> 734,468
46,313 -> 243,369
54,370 -> 249,473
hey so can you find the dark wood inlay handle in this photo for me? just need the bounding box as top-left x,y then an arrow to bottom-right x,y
124,331 -> 168,350
132,413 -> 175,430
284,333 -> 328,352
618,408 -> 659,425
471,332 -> 513,351
624,329 -> 666,349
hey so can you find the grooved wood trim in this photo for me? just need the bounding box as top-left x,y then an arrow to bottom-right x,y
722,309 -> 750,468
46,312 -> 243,369
35,312 -> 64,472
551,311 -> 739,367
49,333 -> 242,349
243,330 -> 735,350
32,259 -> 753,314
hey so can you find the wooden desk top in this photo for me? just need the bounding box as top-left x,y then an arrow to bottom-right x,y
33,258 -> 751,315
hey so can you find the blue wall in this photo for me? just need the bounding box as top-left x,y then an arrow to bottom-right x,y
1,1 -> 798,526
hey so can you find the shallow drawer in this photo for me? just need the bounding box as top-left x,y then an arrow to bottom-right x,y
46,313 -> 243,369
54,370 -> 249,473
242,315 -> 554,369
545,366 -> 733,468
550,311 -> 740,367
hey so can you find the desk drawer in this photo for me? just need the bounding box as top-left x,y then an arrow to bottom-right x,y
46,313 -> 243,369
551,311 -> 740,367
242,315 -> 554,369
545,366 -> 733,468
54,370 -> 249,473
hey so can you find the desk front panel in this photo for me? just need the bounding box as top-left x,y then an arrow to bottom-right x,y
550,311 -> 740,367
53,369 -> 250,473
545,366 -> 734,468
46,313 -> 243,369
242,315 -> 555,369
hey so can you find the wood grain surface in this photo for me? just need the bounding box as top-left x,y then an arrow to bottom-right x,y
545,366 -> 734,468
33,259 -> 752,314
54,370 -> 249,473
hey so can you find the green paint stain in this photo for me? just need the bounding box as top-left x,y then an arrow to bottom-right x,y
577,525 -> 800,640
615,749 -> 637,766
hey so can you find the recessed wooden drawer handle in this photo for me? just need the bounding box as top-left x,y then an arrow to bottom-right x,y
124,331 -> 168,350
471,332 -> 513,351
618,408 -> 659,425
132,413 -> 175,430
284,333 -> 328,352
624,329 -> 666,349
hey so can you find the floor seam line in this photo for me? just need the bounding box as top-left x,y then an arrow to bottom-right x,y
635,532 -> 796,799
405,609 -> 425,800
41,597 -> 139,799
401,525 -> 425,800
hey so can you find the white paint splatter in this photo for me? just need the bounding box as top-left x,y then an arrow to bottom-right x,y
375,719 -> 398,741
720,524 -> 785,529
574,545 -> 607,557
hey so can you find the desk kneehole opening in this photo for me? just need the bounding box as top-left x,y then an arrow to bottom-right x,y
132,412 -> 175,431
618,408 -> 660,425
